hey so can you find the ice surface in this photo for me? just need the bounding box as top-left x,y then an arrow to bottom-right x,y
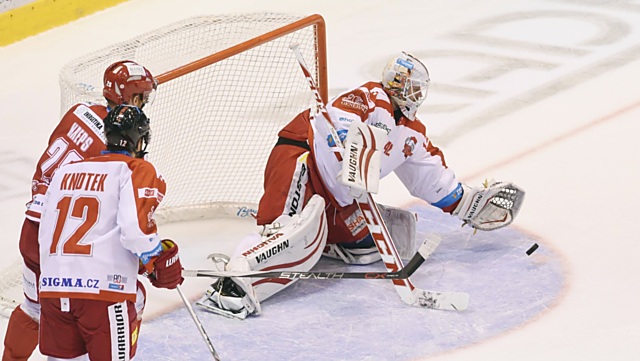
135,205 -> 563,361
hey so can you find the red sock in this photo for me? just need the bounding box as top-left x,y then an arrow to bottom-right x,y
2,306 -> 39,361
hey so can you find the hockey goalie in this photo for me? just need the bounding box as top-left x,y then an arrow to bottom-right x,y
197,51 -> 525,319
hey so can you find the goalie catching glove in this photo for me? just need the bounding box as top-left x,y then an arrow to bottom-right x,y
453,180 -> 525,231
148,239 -> 184,289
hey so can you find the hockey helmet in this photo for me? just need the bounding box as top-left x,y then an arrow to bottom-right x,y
382,52 -> 429,120
103,60 -> 157,107
104,105 -> 151,157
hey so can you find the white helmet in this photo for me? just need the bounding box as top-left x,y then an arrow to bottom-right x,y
382,52 -> 429,120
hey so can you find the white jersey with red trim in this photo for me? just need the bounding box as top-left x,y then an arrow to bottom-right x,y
311,81 -> 459,207
26,102 -> 109,222
38,152 -> 165,303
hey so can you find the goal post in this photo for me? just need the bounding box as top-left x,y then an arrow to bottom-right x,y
0,12 -> 328,314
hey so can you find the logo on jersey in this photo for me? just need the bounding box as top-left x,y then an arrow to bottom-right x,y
138,187 -> 163,201
41,277 -> 100,289
371,122 -> 391,135
327,129 -> 348,147
345,208 -> 367,236
107,274 -> 128,290
73,104 -> 107,142
383,141 -> 393,156
339,93 -> 368,112
338,116 -> 354,123
402,136 -> 417,158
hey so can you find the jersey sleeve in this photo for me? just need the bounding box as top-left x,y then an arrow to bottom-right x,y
117,159 -> 166,264
394,131 -> 460,205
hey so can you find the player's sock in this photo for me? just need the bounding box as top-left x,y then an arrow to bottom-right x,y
2,306 -> 39,361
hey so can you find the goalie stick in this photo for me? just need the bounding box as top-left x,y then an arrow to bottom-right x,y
288,44 -> 469,311
184,235 -> 468,311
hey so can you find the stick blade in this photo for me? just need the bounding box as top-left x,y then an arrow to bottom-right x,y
418,234 -> 442,259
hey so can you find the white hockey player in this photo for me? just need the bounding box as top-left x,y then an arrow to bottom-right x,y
37,105 -> 184,360
3,60 -> 157,361
197,52 -> 525,319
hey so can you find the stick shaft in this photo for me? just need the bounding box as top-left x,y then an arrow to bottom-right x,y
176,285 -> 222,360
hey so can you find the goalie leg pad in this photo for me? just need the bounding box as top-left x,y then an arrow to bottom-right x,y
378,204 -> 418,260
199,195 -> 329,319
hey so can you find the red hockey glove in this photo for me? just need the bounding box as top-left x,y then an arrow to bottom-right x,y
149,239 -> 184,289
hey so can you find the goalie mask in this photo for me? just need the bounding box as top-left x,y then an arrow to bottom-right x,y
104,105 -> 151,158
103,60 -> 157,108
382,52 -> 429,120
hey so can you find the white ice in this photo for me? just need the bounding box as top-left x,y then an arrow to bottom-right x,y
1,0 -> 639,360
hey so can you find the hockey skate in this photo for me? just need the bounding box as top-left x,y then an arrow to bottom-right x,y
196,254 -> 261,320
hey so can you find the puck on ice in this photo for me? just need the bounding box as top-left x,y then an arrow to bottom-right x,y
526,243 -> 539,256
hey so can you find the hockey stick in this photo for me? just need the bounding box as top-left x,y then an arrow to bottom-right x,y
289,44 -> 468,311
185,235 -> 465,311
176,285 -> 222,360
185,234 -> 439,280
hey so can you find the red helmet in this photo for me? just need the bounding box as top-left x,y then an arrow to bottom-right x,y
103,60 -> 157,106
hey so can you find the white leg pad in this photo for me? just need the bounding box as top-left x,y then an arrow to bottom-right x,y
229,194 -> 328,302
379,204 -> 418,260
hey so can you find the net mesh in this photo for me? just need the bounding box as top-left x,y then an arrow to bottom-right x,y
59,12 -> 324,221
1,12 -> 326,315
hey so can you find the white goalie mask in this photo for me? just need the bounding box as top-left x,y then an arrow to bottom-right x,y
382,52 -> 430,120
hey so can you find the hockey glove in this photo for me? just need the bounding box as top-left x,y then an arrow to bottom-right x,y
453,180 -> 525,231
149,239 -> 184,289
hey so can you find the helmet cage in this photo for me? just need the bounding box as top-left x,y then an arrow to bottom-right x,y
382,52 -> 429,120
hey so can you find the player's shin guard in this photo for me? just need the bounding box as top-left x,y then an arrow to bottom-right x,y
2,305 -> 39,361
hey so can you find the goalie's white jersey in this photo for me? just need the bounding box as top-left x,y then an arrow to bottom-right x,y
312,81 -> 459,208
38,152 -> 166,303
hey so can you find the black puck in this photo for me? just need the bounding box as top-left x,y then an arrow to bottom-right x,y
526,243 -> 539,256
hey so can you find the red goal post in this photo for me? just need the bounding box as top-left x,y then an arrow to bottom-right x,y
0,12 -> 327,315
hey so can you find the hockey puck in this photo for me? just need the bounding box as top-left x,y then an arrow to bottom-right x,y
526,243 -> 539,256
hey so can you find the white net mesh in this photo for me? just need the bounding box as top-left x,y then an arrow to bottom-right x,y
1,12 -> 326,315
59,12 -> 325,221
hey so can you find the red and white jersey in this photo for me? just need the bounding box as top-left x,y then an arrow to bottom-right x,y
26,102 -> 108,222
38,152 -> 165,303
312,81 -> 459,207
